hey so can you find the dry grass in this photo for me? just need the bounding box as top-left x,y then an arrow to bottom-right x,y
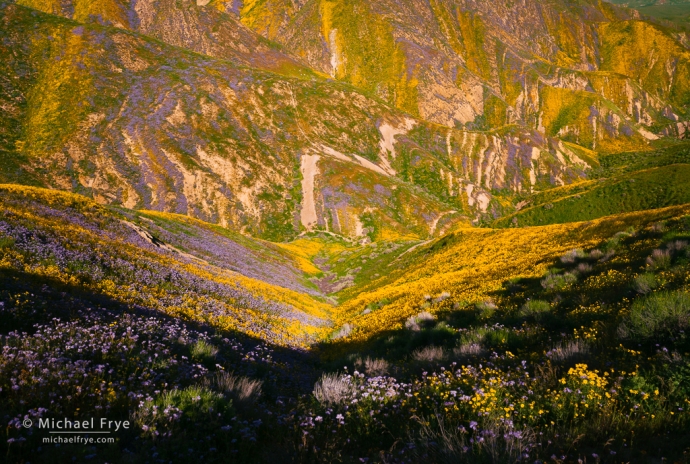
313,373 -> 355,405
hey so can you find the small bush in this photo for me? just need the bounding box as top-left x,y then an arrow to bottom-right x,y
433,292 -> 451,303
453,342 -> 485,359
576,263 -> 593,274
667,240 -> 689,252
646,249 -> 672,270
459,327 -> 488,345
603,233 -> 628,251
353,357 -> 390,376
412,346 -> 446,363
413,414 -> 535,464
405,311 -> 436,331
363,357 -> 389,376
546,340 -> 590,362
651,221 -> 667,233
519,300 -> 551,320
313,373 -> 355,405
332,323 -> 353,340
541,272 -> 577,290
205,372 -> 262,406
625,291 -> 690,338
560,249 -> 585,264
134,386 -> 231,438
190,340 -> 218,361
633,273 -> 658,295
475,301 -> 497,319
589,249 -> 603,260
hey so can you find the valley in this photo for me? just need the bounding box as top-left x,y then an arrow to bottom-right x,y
1,0 -> 690,462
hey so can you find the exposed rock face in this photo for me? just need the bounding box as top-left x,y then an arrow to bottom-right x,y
235,0 -> 690,148
2,0 -> 689,242
15,0 -> 310,74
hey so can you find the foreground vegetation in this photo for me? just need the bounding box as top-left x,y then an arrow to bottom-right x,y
2,185 -> 690,462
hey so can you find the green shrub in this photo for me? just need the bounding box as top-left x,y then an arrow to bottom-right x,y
332,323 -> 353,340
190,340 -> 219,361
646,249 -> 672,270
134,386 -> 233,438
560,248 -> 586,264
633,273 -> 658,294
475,301 -> 497,319
519,300 -> 551,320
205,372 -> 263,409
0,237 -> 15,249
541,272 -> 577,290
625,291 -> 690,338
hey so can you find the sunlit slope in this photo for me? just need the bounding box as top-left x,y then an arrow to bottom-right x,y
331,203 -> 690,343
0,2 -> 460,241
605,0 -> 690,29
0,185 -> 332,347
236,0 -> 690,145
15,0 -> 312,76
0,2 -> 602,241
493,143 -> 690,227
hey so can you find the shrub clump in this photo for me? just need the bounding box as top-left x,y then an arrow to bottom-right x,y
560,248 -> 586,264
541,272 -> 577,290
332,323 -> 353,340
646,249 -> 672,270
353,357 -> 389,376
622,291 -> 690,338
204,372 -> 262,407
453,342 -> 485,359
190,340 -> 219,361
405,311 -> 436,331
546,340 -> 590,362
313,373 -> 355,405
412,346 -> 446,363
519,300 -> 551,320
134,386 -> 232,439
475,301 -> 497,319
632,273 -> 658,295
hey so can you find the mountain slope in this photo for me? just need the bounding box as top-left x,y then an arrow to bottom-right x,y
0,1 -> 600,240
493,142 -> 690,227
236,0 -> 690,147
15,0 -> 313,76
331,201 -> 690,344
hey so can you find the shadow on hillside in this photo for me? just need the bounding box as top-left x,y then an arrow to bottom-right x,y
0,268 -> 320,395
314,228 -> 689,368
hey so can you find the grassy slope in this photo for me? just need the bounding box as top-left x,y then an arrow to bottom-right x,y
492,143 -> 690,227
329,203 -> 690,346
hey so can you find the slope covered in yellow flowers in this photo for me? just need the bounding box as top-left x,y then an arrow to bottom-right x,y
331,203 -> 690,344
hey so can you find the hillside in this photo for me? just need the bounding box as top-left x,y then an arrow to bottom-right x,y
1,0 -> 690,245
2,186 -> 690,462
2,0 -> 690,462
1,1 -> 610,242
493,142 -> 690,227
0,184 -> 333,346
236,0 -> 690,145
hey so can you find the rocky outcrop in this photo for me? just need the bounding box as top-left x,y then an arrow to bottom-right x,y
233,0 -> 689,148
